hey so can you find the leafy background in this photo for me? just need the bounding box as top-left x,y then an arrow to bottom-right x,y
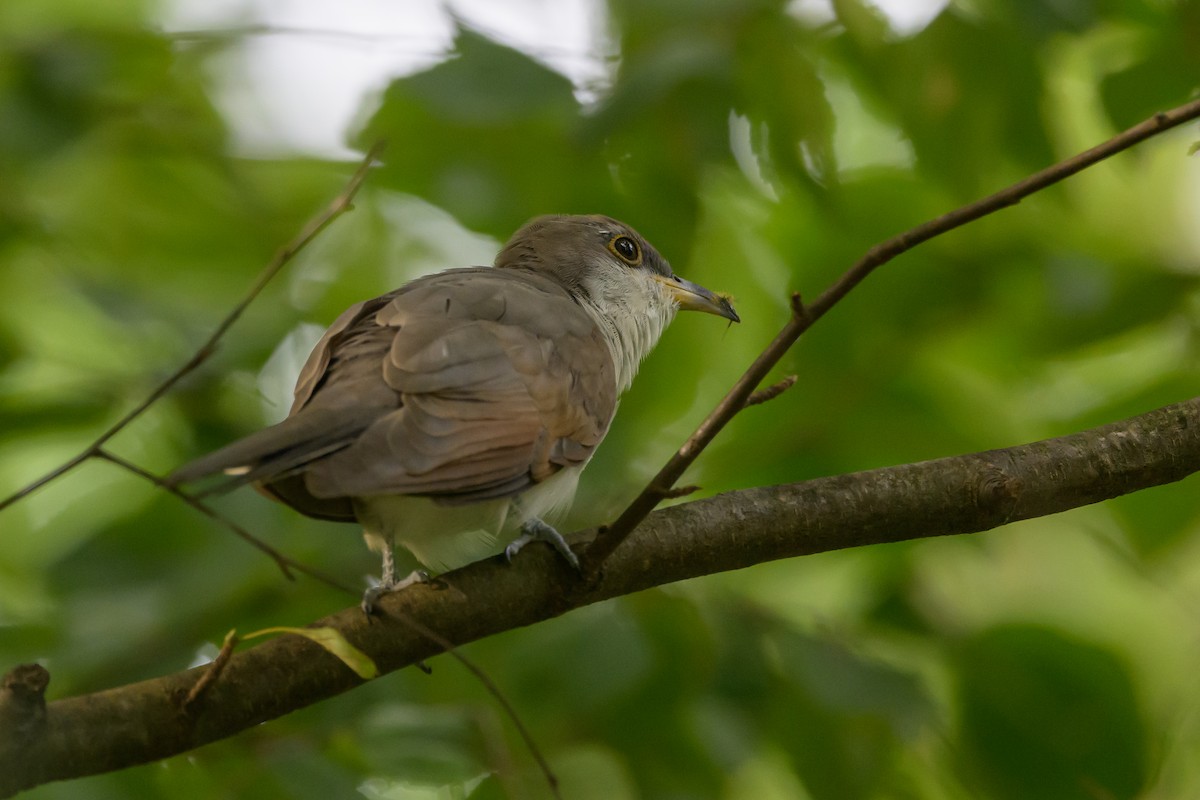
2,0 -> 1200,797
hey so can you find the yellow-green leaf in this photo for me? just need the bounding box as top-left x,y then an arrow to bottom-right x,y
243,626 -> 379,680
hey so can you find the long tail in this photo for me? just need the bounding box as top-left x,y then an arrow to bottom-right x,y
167,408 -> 372,494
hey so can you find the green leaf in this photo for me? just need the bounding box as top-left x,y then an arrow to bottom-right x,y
244,626 -> 379,680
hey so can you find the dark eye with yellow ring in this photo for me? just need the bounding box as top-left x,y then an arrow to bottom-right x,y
609,235 -> 641,265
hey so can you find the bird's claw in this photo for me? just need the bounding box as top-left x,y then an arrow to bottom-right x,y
505,518 -> 581,571
361,569 -> 430,615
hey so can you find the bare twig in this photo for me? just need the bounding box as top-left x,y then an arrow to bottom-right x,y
744,375 -> 798,408
0,143 -> 385,516
94,450 -> 357,595
182,631 -> 239,713
583,97 -> 1200,573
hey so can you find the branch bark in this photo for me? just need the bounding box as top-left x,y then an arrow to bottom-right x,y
4,395 -> 1199,797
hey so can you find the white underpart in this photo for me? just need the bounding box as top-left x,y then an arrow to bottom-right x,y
355,494 -> 507,575
356,461 -> 585,575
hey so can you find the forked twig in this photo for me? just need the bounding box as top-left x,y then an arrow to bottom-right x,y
583,98 -> 1200,573
0,142 -> 385,516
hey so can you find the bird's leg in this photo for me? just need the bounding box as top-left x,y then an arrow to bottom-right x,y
361,569 -> 429,615
505,517 -> 581,571
361,533 -> 429,614
379,530 -> 397,585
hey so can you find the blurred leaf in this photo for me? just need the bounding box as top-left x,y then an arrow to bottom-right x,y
768,628 -> 934,800
999,0 -> 1099,37
356,703 -> 486,787
1100,4 -> 1200,130
355,26 -> 614,236
954,625 -> 1148,800
835,7 -> 1055,196
4,1 -> 1200,797
734,8 -> 836,187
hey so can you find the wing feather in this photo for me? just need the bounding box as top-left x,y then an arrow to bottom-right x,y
293,268 -> 617,505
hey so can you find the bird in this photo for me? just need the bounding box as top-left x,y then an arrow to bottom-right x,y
170,214 -> 739,611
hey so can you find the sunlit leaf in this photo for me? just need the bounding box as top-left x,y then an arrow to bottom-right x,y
244,627 -> 379,680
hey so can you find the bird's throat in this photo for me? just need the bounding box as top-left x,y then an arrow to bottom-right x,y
580,275 -> 677,394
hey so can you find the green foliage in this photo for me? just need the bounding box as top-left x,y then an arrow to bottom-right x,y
954,625 -> 1147,800
357,27 -> 616,237
2,0 -> 1200,797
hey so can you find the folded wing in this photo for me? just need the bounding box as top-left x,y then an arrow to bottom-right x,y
169,267 -> 618,520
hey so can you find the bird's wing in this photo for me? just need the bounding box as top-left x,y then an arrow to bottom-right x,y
300,268 -> 618,504
166,293 -> 399,520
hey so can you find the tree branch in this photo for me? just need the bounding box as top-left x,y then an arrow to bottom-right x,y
94,449 -> 358,595
583,97 -> 1200,572
5,394 -> 1199,797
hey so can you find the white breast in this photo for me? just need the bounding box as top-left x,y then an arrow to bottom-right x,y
354,465 -> 584,574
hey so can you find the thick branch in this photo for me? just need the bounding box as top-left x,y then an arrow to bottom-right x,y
584,97 -> 1200,570
4,395 -> 1199,797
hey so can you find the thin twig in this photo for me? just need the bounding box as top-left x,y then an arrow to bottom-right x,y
0,142 -> 385,515
744,375 -> 798,408
582,97 -> 1200,574
94,449 -> 357,595
183,630 -> 239,713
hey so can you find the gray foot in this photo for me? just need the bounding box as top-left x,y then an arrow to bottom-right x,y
361,569 -> 429,615
504,518 -> 581,571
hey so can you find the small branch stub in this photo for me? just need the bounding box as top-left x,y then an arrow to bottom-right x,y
0,664 -> 49,733
183,631 -> 239,713
654,484 -> 701,500
745,375 -> 798,408
790,292 -> 808,320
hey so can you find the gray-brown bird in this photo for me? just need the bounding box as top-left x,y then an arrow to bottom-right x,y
171,214 -> 739,610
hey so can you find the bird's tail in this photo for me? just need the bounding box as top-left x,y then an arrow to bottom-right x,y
167,409 -> 371,495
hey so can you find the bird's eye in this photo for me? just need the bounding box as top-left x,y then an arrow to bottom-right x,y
608,235 -> 642,265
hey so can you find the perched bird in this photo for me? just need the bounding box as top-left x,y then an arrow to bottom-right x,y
171,214 -> 739,610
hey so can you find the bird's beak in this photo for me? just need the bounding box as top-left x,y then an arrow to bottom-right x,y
654,274 -> 741,323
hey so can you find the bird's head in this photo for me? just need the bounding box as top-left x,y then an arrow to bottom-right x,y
495,214 -> 740,325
